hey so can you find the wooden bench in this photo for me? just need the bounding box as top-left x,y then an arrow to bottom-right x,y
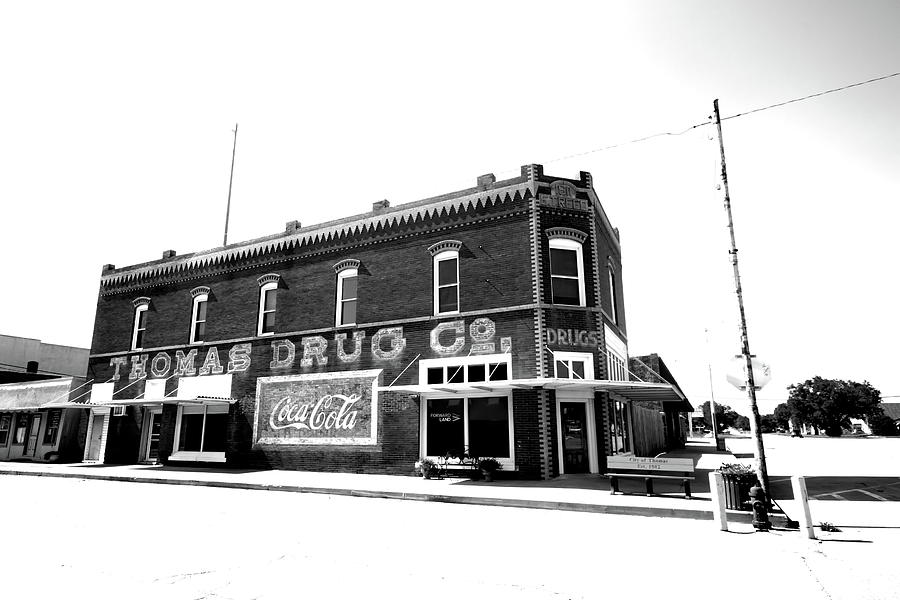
605,456 -> 696,498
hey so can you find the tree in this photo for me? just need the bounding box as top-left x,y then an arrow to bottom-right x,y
698,401 -> 741,432
773,403 -> 793,431
734,415 -> 750,431
786,377 -> 882,437
759,414 -> 778,433
868,413 -> 899,437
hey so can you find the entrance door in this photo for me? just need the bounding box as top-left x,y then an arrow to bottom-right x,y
561,402 -> 589,474
87,414 -> 105,461
25,414 -> 42,457
145,410 -> 162,462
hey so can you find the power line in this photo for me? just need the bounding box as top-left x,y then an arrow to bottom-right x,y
720,70 -> 900,122
507,69 -> 900,172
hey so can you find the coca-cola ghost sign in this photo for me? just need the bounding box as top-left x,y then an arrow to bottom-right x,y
254,370 -> 381,445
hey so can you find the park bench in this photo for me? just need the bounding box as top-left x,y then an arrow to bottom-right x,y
436,452 -> 478,478
605,455 -> 696,498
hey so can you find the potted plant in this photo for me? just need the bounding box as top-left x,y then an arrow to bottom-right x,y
478,457 -> 502,482
414,457 -> 438,479
716,462 -> 757,510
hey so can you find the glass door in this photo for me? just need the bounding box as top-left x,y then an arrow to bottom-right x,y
561,402 -> 588,474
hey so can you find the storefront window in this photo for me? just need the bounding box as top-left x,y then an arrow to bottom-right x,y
608,399 -> 631,454
468,397 -> 510,458
13,415 -> 28,445
426,398 -> 464,456
0,415 -> 10,445
425,396 -> 511,459
43,410 -> 61,445
176,405 -> 228,455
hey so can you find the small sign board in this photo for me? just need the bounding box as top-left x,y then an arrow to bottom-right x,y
607,455 -> 694,472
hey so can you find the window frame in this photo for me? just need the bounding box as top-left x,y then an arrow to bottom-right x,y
170,403 -> 228,462
552,351 -> 595,380
433,249 -> 460,315
420,392 -> 516,468
131,304 -> 149,350
419,353 -> 512,386
257,282 -> 278,336
335,267 -> 358,327
548,237 -> 586,307
189,293 -> 209,344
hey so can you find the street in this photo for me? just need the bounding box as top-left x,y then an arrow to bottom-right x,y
725,434 -> 900,502
1,475 -> 898,599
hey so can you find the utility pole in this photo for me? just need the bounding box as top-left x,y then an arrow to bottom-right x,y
223,123 -> 239,247
713,99 -> 772,507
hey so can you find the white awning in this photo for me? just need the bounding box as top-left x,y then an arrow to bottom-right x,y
103,395 -> 236,406
377,377 -> 688,405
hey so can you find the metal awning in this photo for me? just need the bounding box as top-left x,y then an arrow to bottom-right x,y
102,395 -> 237,406
377,377 -> 689,406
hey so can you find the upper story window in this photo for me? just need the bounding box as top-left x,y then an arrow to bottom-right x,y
608,263 -> 619,325
547,228 -> 587,307
552,351 -> 595,380
190,286 -> 210,344
429,240 -> 462,315
333,260 -> 360,327
131,297 -> 151,350
257,274 -> 281,336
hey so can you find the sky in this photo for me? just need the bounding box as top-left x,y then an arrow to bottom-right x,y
1,1 -> 898,415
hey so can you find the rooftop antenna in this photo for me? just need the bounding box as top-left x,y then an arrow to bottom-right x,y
223,123 -> 238,246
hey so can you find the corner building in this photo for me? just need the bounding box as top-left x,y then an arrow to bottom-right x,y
85,164 -> 684,478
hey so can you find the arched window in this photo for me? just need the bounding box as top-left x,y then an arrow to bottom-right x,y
257,274 -> 281,336
189,287 -> 210,344
334,260 -> 359,327
547,229 -> 587,307
429,240 -> 462,315
131,297 -> 151,350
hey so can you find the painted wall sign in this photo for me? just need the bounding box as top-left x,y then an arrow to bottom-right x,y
254,370 -> 381,446
110,318 -> 516,382
545,328 -> 598,348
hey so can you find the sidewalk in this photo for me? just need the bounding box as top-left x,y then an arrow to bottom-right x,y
0,439 -> 752,522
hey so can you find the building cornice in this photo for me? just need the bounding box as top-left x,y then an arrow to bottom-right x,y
100,180 -> 536,290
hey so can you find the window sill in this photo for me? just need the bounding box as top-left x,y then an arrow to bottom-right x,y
169,451 -> 226,463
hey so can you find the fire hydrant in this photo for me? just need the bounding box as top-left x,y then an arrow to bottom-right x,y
749,484 -> 771,531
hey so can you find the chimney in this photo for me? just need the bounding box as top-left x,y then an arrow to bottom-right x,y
372,199 -> 390,213
477,174 -> 496,189
162,250 -> 177,259
102,264 -> 116,274
285,220 -> 302,234
26,361 -> 38,374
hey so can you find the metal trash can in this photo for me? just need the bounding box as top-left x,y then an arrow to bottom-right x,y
721,472 -> 758,511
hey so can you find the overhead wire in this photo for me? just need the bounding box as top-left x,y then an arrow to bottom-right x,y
501,69 -> 900,173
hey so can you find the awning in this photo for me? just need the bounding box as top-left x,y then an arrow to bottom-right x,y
103,395 -> 237,406
0,378 -> 87,412
377,377 -> 689,406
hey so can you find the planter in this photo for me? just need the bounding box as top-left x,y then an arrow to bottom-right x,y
481,469 -> 494,482
721,473 -> 757,511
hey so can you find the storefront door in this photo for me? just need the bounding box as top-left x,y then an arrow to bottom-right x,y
87,414 -> 105,461
25,414 -> 41,457
560,402 -> 589,474
144,410 -> 162,462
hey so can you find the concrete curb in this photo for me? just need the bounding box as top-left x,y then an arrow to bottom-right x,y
2,468 -> 788,525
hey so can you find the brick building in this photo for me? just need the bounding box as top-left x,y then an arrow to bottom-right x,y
83,164 -> 685,478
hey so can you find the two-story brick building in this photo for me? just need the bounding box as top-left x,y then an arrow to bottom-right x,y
83,164 -> 686,478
